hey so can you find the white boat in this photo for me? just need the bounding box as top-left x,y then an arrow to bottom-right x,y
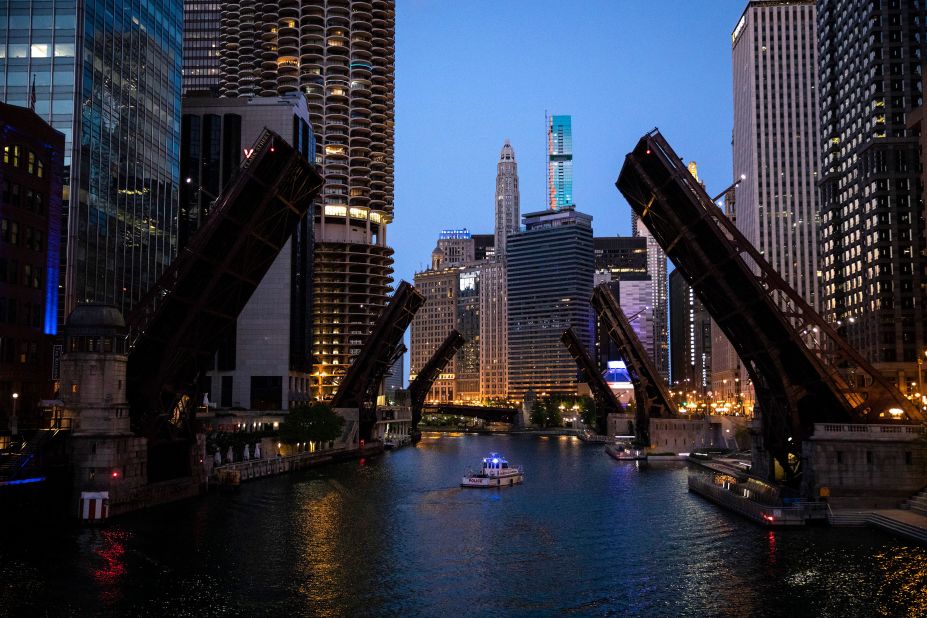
605,443 -> 647,461
461,453 -> 524,488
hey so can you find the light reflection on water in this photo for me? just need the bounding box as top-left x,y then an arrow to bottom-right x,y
1,433 -> 926,616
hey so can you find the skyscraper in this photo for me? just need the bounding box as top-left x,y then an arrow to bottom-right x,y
818,0 -> 927,386
218,1 -> 396,399
410,249 -> 459,403
479,140 -> 519,400
0,0 -> 184,321
630,213 -> 669,380
732,0 -> 820,309
479,260 -> 507,399
669,269 -> 712,393
592,236 -> 650,372
547,114 -> 574,210
181,94 -> 316,411
182,0 -> 221,95
495,140 -> 520,257
508,207 -> 594,399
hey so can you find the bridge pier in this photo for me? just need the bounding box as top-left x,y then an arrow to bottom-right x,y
799,424 -> 927,509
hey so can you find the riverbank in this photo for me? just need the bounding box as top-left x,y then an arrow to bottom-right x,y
211,441 -> 383,487
418,426 -> 579,437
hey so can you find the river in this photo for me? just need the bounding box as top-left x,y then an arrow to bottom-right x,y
1,433 -> 926,616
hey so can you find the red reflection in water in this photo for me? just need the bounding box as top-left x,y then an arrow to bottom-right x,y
93,529 -> 128,603
358,458 -> 366,466
767,530 -> 777,565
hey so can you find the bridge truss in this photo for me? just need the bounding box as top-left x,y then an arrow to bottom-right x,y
408,329 -> 466,432
560,326 -> 623,435
615,129 -> 922,481
592,285 -> 675,446
126,129 -> 323,441
331,280 -> 425,440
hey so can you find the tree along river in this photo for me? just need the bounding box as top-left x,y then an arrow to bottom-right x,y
2,433 -> 927,616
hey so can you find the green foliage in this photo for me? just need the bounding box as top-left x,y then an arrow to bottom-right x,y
529,401 -> 546,427
206,429 -> 275,455
579,397 -> 598,427
545,403 -> 563,428
280,403 -> 345,445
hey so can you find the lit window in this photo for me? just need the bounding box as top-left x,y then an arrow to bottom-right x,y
30,44 -> 49,57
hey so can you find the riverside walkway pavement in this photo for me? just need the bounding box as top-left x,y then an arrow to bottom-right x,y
829,508 -> 927,544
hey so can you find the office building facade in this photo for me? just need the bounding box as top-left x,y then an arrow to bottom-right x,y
410,250 -> 459,403
182,0 -> 221,95
0,103 -> 65,426
630,214 -> 669,380
818,0 -> 927,386
478,140 -> 520,400
218,0 -> 396,399
436,228 -> 475,266
507,207 -> 594,399
669,269 -> 712,393
495,140 -> 520,256
592,236 -> 650,371
547,114 -> 574,210
0,0 -> 183,321
181,95 -> 316,411
732,0 -> 820,309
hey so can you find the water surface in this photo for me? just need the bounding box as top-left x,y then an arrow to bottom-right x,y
1,433 -> 925,616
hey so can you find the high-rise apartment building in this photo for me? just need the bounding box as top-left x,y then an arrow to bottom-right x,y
182,0 -> 221,95
181,95 -> 316,411
818,0 -> 927,387
547,115 -> 574,210
732,0 -> 820,309
0,0 -> 183,321
508,207 -> 594,399
218,0 -> 396,399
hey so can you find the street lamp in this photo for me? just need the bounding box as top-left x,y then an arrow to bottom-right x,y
711,174 -> 746,203
10,392 -> 18,436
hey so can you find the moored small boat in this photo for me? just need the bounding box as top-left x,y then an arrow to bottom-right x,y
605,444 -> 647,461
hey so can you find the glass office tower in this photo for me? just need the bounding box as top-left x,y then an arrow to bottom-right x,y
0,0 -> 183,321
508,207 -> 594,399
547,114 -> 574,210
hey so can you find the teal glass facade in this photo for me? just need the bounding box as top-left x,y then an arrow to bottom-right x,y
547,114 -> 573,210
0,0 -> 182,321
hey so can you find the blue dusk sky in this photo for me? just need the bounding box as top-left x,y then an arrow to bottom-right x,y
392,0 -> 746,283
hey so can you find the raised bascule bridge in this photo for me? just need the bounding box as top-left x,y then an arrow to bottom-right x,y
615,129 -> 923,490
408,329 -> 466,437
126,129 -> 323,480
586,290 -> 677,446
560,326 -> 624,437
330,280 -> 425,443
